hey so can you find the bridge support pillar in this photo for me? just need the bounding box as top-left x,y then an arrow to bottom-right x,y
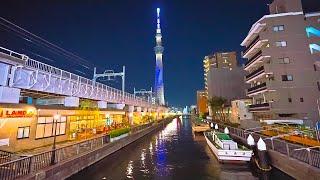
128,105 -> 134,126
64,97 -> 79,107
97,101 -> 107,109
0,86 -> 20,104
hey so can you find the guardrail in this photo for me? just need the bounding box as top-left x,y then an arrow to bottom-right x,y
0,121 -> 158,180
210,121 -> 320,169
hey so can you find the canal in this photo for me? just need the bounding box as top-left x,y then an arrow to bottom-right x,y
69,118 -> 293,180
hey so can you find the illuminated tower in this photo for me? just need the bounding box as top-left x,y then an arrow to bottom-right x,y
154,8 -> 165,105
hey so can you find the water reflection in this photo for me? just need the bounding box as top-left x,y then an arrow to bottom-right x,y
69,117 -> 292,180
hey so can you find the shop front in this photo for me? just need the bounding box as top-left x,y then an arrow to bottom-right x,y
0,104 -> 127,152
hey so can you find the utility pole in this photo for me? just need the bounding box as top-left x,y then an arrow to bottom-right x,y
134,87 -> 153,103
93,66 -> 126,97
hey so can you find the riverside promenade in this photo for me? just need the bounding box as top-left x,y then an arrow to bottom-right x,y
0,117 -> 175,180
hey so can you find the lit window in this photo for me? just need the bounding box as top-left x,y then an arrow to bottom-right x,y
17,127 -> 30,139
36,116 -> 66,139
273,25 -> 284,32
279,57 -> 290,64
281,75 -> 293,81
276,41 -> 287,47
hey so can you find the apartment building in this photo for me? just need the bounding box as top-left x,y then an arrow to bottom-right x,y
241,0 -> 320,126
203,51 -> 238,97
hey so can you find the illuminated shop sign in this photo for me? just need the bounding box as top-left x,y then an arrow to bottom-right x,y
0,109 -> 35,118
306,26 -> 320,54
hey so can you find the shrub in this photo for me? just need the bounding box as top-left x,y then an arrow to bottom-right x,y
109,128 -> 130,138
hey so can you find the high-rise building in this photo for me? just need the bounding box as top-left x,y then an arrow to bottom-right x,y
203,51 -> 247,105
196,90 -> 208,115
154,8 -> 165,105
203,51 -> 238,97
241,0 -> 320,126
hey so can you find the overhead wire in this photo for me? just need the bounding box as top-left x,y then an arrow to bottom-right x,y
0,17 -> 93,69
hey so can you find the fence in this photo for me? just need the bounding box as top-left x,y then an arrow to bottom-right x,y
213,122 -> 320,169
0,122 -> 157,180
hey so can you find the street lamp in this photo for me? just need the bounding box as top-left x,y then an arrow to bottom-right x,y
51,113 -> 60,165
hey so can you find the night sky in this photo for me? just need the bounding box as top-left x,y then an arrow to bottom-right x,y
0,0 -> 319,107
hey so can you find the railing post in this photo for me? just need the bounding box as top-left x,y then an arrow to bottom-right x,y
271,139 -> 274,150
286,143 -> 290,157
28,156 -> 35,173
307,149 -> 312,165
76,144 -> 80,155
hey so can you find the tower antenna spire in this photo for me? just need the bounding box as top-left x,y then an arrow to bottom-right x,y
154,8 -> 165,105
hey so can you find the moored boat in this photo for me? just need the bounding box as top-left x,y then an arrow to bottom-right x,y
204,131 -> 253,162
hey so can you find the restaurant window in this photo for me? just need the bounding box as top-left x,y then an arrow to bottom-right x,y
17,126 -> 30,139
36,116 -> 66,139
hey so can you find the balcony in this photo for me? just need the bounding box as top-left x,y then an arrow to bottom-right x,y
247,82 -> 267,96
245,66 -> 266,83
241,23 -> 266,46
244,51 -> 270,71
242,37 -> 268,59
248,103 -> 270,112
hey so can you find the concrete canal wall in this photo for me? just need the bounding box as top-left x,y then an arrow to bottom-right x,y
22,118 -> 173,180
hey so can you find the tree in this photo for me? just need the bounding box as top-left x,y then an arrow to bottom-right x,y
207,96 -> 227,122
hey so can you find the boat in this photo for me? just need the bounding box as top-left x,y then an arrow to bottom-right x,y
204,131 -> 253,162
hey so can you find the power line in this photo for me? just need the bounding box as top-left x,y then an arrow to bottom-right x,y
0,17 -> 93,69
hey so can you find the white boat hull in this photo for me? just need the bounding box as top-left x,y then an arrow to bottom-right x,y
204,133 -> 252,162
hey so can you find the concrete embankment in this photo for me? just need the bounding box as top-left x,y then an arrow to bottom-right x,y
22,118 -> 174,180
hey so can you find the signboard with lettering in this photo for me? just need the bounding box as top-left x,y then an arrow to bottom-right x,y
0,109 -> 35,118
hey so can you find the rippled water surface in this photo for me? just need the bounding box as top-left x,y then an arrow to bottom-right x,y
69,118 -> 293,180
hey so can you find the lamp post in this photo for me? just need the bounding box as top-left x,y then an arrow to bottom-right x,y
51,114 -> 60,165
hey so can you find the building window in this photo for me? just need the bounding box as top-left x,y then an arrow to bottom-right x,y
276,41 -> 287,47
314,64 -> 317,71
282,75 -> 293,81
317,81 -> 320,91
17,126 -> 30,139
300,98 -> 304,102
288,98 -> 292,103
279,57 -> 290,64
273,25 -> 284,32
36,116 -> 66,139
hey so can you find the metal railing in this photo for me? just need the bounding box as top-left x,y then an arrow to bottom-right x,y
247,82 -> 267,95
0,46 -> 153,108
244,51 -> 262,68
243,35 -> 260,55
0,122 -> 158,180
245,66 -> 264,81
248,103 -> 270,109
210,121 -> 320,168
